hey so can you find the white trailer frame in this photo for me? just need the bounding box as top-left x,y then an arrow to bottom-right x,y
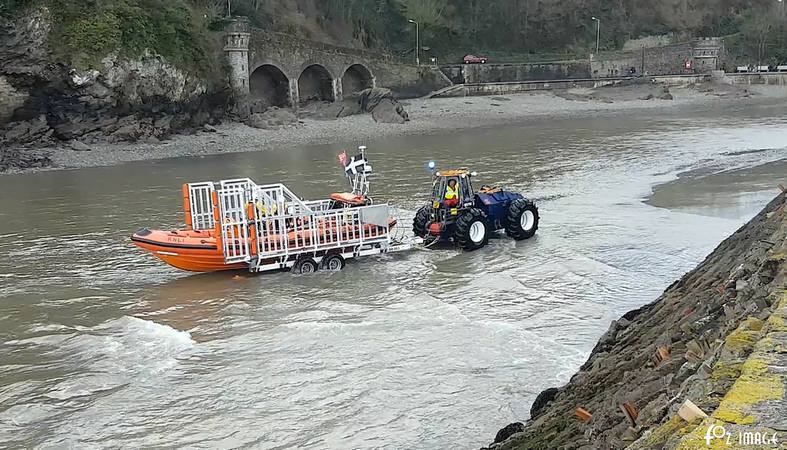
186,177 -> 411,273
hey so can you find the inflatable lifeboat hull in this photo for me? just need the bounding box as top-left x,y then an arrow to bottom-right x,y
131,228 -> 247,273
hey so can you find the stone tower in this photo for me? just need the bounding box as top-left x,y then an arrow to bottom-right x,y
224,17 -> 251,119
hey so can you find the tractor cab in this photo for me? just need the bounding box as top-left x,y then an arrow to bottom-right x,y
413,167 -> 540,251
429,169 -> 476,221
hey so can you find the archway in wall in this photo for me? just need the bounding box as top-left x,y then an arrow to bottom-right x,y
249,64 -> 290,111
341,64 -> 374,97
297,64 -> 335,104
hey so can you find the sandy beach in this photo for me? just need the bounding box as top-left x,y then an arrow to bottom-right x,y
7,83 -> 787,173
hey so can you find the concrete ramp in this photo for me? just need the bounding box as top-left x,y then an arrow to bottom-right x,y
426,84 -> 466,99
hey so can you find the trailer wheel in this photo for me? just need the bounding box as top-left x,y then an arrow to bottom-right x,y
454,208 -> 489,250
294,257 -> 318,274
412,205 -> 431,238
505,198 -> 539,240
322,254 -> 345,271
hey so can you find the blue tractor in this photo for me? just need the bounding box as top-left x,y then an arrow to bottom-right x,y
412,169 -> 539,250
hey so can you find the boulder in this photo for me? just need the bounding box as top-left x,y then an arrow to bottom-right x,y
530,387 -> 559,418
247,108 -> 298,130
109,123 -> 142,142
359,87 -> 409,124
4,121 -> 30,141
0,76 -> 29,125
371,98 -> 408,124
0,148 -> 52,172
68,140 -> 91,151
493,422 -> 525,444
2,115 -> 51,143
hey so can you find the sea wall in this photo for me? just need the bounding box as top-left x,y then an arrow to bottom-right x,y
441,61 -> 590,84
726,73 -> 787,86
591,42 -> 696,77
485,192 -> 787,449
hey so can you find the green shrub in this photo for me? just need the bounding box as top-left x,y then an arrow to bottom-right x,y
42,0 -> 222,81
64,12 -> 122,61
0,0 -> 38,17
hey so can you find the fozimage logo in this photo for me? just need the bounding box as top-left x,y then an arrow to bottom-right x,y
704,424 -> 780,447
705,424 -> 727,446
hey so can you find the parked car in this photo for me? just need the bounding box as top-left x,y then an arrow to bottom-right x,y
463,54 -> 488,64
777,65 -> 787,72
735,66 -> 750,73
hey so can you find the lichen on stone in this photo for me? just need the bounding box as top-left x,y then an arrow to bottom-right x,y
722,317 -> 764,355
638,414 -> 696,448
712,357 -> 783,425
710,361 -> 743,382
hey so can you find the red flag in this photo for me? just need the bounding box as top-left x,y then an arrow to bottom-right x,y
338,150 -> 348,167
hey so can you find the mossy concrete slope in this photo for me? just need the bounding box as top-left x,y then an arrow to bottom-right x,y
485,192 -> 786,450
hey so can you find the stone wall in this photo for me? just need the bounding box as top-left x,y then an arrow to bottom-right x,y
441,61 -> 591,84
591,41 -> 716,77
244,26 -> 434,104
727,72 -> 787,85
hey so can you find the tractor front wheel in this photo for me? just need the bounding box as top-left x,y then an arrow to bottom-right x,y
505,198 -> 539,240
412,205 -> 431,238
454,208 -> 489,251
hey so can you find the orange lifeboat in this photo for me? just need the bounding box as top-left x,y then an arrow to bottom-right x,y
132,217 -> 397,273
132,179 -> 400,274
131,228 -> 247,272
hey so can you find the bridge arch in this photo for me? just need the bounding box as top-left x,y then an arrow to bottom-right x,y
298,64 -> 335,104
249,64 -> 291,110
341,64 -> 374,97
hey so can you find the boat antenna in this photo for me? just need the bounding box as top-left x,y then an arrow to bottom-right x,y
353,145 -> 370,197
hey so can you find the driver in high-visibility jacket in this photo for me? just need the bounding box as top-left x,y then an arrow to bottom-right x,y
444,179 -> 459,207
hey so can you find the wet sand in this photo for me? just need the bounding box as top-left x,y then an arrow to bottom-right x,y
647,158 -> 787,219
13,84 -> 787,173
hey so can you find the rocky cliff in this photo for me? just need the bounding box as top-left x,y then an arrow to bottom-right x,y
0,6 -> 229,170
486,191 -> 787,449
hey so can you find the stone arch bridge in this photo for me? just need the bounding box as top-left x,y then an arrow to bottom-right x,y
224,18 -> 420,115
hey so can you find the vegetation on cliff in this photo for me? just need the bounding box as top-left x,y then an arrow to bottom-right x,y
5,0 -> 787,66
204,0 -> 787,64
3,0 -> 787,65
1,0 -> 223,78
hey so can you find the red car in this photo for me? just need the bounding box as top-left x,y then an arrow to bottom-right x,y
463,54 -> 488,64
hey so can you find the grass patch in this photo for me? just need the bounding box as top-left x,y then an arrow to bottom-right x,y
43,0 -> 222,80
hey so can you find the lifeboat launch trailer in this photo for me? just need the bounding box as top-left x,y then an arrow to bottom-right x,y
132,153 -> 413,274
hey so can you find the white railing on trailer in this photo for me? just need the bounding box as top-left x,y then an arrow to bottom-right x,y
217,186 -> 252,263
187,182 -> 216,231
187,176 -> 410,273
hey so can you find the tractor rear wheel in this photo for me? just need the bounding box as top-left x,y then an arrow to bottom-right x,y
505,199 -> 539,240
412,205 -> 431,238
454,208 -> 489,251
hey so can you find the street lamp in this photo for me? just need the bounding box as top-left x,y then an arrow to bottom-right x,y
591,16 -> 600,54
408,19 -> 420,66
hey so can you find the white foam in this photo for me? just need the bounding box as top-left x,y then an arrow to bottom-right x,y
69,316 -> 195,379
106,316 -> 195,358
